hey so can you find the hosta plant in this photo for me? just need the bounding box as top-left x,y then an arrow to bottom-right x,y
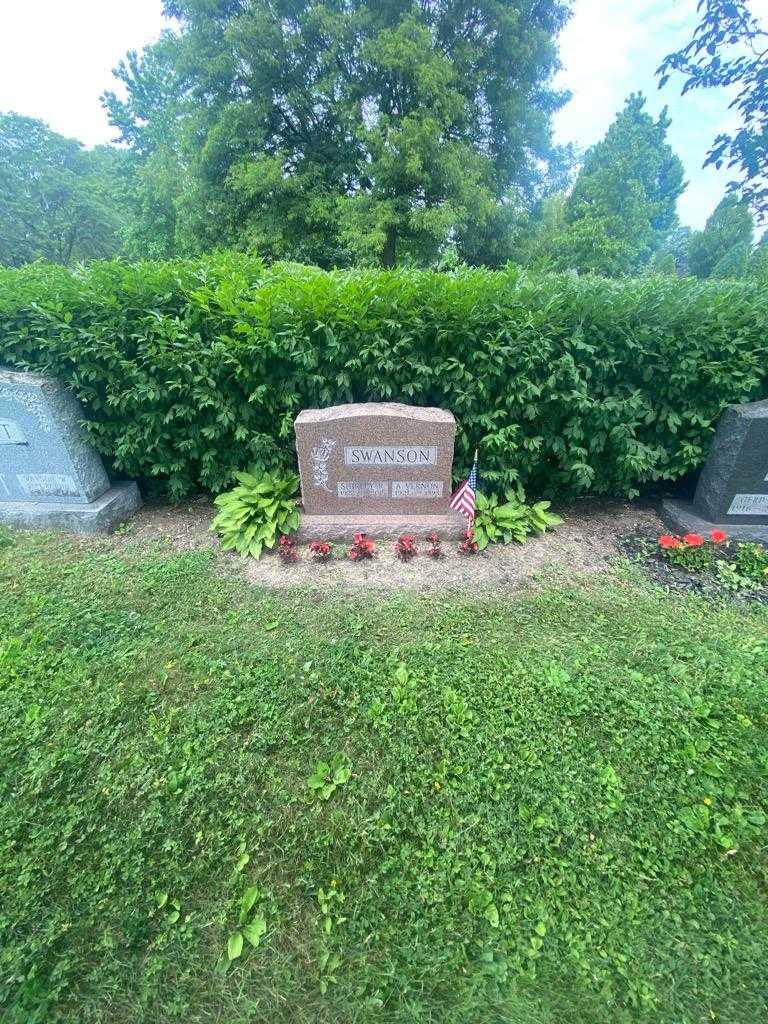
212,470 -> 300,559
472,490 -> 562,551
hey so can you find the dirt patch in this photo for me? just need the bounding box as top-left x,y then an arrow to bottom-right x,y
99,497 -> 665,593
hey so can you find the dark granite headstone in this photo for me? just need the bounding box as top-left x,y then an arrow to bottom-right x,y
662,398 -> 768,543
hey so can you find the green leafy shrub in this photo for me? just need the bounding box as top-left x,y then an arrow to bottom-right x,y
1,255 -> 767,499
716,542 -> 768,591
732,542 -> 768,584
211,470 -> 299,559
472,491 -> 562,550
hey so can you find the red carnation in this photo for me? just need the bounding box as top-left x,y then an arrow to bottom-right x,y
658,535 -> 680,549
683,533 -> 704,547
710,529 -> 727,543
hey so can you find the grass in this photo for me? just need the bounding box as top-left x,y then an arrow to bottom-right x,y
1,532 -> 767,1024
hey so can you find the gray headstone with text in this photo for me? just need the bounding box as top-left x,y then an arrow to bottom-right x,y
662,398 -> 768,543
0,368 -> 142,533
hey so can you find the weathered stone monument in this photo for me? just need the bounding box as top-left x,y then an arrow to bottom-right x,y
294,402 -> 467,539
0,368 -> 142,533
662,397 -> 768,543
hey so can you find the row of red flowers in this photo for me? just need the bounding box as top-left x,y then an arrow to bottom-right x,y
278,529 -> 478,563
658,529 -> 727,550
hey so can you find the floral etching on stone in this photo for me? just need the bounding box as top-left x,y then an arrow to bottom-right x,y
310,437 -> 336,491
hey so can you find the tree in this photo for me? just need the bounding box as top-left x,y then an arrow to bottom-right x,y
0,113 -> 129,267
544,94 -> 686,276
102,35 -> 193,260
658,0 -> 768,218
105,0 -> 572,267
651,225 -> 692,275
746,229 -> 768,278
687,192 -> 754,278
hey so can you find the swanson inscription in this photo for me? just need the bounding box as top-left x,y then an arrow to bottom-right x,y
344,445 -> 437,466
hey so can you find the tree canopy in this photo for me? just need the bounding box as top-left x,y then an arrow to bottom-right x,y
687,192 -> 754,278
0,114 -> 131,267
537,94 -> 686,276
658,0 -> 768,218
103,0 -> 573,267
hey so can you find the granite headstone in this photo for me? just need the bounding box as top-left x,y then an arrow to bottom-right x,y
294,402 -> 467,540
0,368 -> 142,533
662,397 -> 768,543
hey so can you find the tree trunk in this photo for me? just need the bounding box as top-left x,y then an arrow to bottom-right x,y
381,224 -> 397,268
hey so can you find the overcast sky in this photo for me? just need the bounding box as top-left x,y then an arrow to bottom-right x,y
1,0 -> 765,229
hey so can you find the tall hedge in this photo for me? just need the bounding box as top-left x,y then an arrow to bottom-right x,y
0,254 -> 766,500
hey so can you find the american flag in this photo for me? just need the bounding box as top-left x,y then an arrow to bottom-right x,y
450,451 -> 478,521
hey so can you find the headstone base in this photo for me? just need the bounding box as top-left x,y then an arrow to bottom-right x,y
661,498 -> 768,545
0,482 -> 142,535
296,510 -> 468,543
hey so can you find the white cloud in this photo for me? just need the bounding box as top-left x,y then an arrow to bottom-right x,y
0,0 -> 169,147
1,0 -> 766,229
554,0 -> 768,228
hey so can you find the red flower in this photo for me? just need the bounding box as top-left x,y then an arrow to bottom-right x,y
348,532 -> 375,561
658,535 -> 680,549
394,534 -> 418,561
710,529 -> 727,543
309,540 -> 332,561
683,533 -> 704,547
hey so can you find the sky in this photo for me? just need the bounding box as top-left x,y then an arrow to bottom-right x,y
0,0 -> 765,229
553,0 -> 768,228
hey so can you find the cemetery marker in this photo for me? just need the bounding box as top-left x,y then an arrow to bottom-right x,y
0,368 -> 142,533
294,402 -> 467,540
662,397 -> 768,543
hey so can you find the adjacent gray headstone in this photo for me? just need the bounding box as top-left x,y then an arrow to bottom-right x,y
0,368 -> 142,533
294,402 -> 467,540
662,397 -> 768,543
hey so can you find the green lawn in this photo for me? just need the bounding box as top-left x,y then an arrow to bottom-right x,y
1,533 -> 767,1024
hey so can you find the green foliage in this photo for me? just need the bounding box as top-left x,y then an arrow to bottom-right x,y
307,754 -> 353,801
227,885 -> 269,962
1,534 -> 768,1021
746,236 -> 768,281
105,0 -> 571,267
660,538 -> 716,573
688,194 -> 755,279
716,542 -> 768,592
545,95 -> 686,276
0,114 -> 131,267
472,490 -> 562,550
1,254 -> 767,500
211,470 -> 299,559
647,226 -> 692,277
658,0 -> 768,216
